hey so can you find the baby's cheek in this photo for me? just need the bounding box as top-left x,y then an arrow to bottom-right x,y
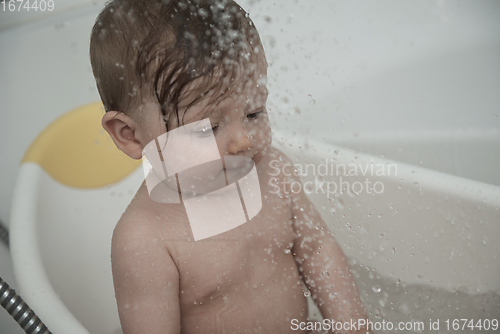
255,126 -> 272,149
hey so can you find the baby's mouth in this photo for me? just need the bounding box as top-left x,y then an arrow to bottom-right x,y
154,156 -> 255,200
221,156 -> 254,185
223,156 -> 253,170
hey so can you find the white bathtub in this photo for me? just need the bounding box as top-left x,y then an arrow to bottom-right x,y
10,136 -> 500,333
3,0 -> 500,333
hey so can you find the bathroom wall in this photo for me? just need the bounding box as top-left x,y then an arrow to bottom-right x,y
252,0 -> 500,184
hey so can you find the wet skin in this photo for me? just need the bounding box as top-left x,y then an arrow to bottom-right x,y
113,148 -> 310,333
107,58 -> 367,333
110,68 -> 313,332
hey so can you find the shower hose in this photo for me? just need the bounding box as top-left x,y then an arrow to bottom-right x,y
0,221 -> 53,334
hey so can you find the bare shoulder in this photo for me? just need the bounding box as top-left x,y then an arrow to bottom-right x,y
111,189 -> 165,269
257,146 -> 296,180
113,184 -> 162,246
258,146 -> 303,194
112,183 -> 191,263
111,183 -> 183,333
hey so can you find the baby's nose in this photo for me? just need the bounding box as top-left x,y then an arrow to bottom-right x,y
226,125 -> 253,155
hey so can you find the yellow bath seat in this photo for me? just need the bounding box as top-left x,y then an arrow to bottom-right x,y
21,101 -> 141,188
11,102 -> 144,334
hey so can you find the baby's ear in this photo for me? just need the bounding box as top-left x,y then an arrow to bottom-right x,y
102,111 -> 143,159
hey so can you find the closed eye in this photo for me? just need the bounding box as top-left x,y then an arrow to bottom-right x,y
247,109 -> 264,119
195,125 -> 218,137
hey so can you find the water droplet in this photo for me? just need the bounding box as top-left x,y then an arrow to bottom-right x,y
303,290 -> 311,297
372,285 -> 381,293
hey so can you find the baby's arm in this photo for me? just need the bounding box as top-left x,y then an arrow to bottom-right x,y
285,171 -> 369,333
111,212 -> 181,334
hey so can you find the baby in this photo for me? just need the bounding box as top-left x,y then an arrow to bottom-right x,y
90,0 -> 369,333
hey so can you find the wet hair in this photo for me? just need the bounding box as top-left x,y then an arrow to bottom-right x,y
89,0 -> 265,130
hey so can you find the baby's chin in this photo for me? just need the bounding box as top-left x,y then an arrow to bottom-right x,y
177,157 -> 255,196
154,151 -> 267,199
251,144 -> 271,167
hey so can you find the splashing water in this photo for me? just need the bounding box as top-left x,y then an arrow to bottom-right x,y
353,262 -> 499,334
307,262 -> 500,334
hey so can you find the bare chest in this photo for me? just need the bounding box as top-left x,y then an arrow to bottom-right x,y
169,190 -> 297,307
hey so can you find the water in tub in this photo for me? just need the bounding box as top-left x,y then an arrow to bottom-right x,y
344,262 -> 500,334
280,140 -> 500,334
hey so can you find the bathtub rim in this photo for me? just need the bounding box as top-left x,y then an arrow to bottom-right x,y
272,131 -> 500,207
10,162 -> 91,334
9,138 -> 500,332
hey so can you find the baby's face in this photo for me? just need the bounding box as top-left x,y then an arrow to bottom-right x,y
143,59 -> 271,198
175,75 -> 271,195
180,80 -> 271,166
